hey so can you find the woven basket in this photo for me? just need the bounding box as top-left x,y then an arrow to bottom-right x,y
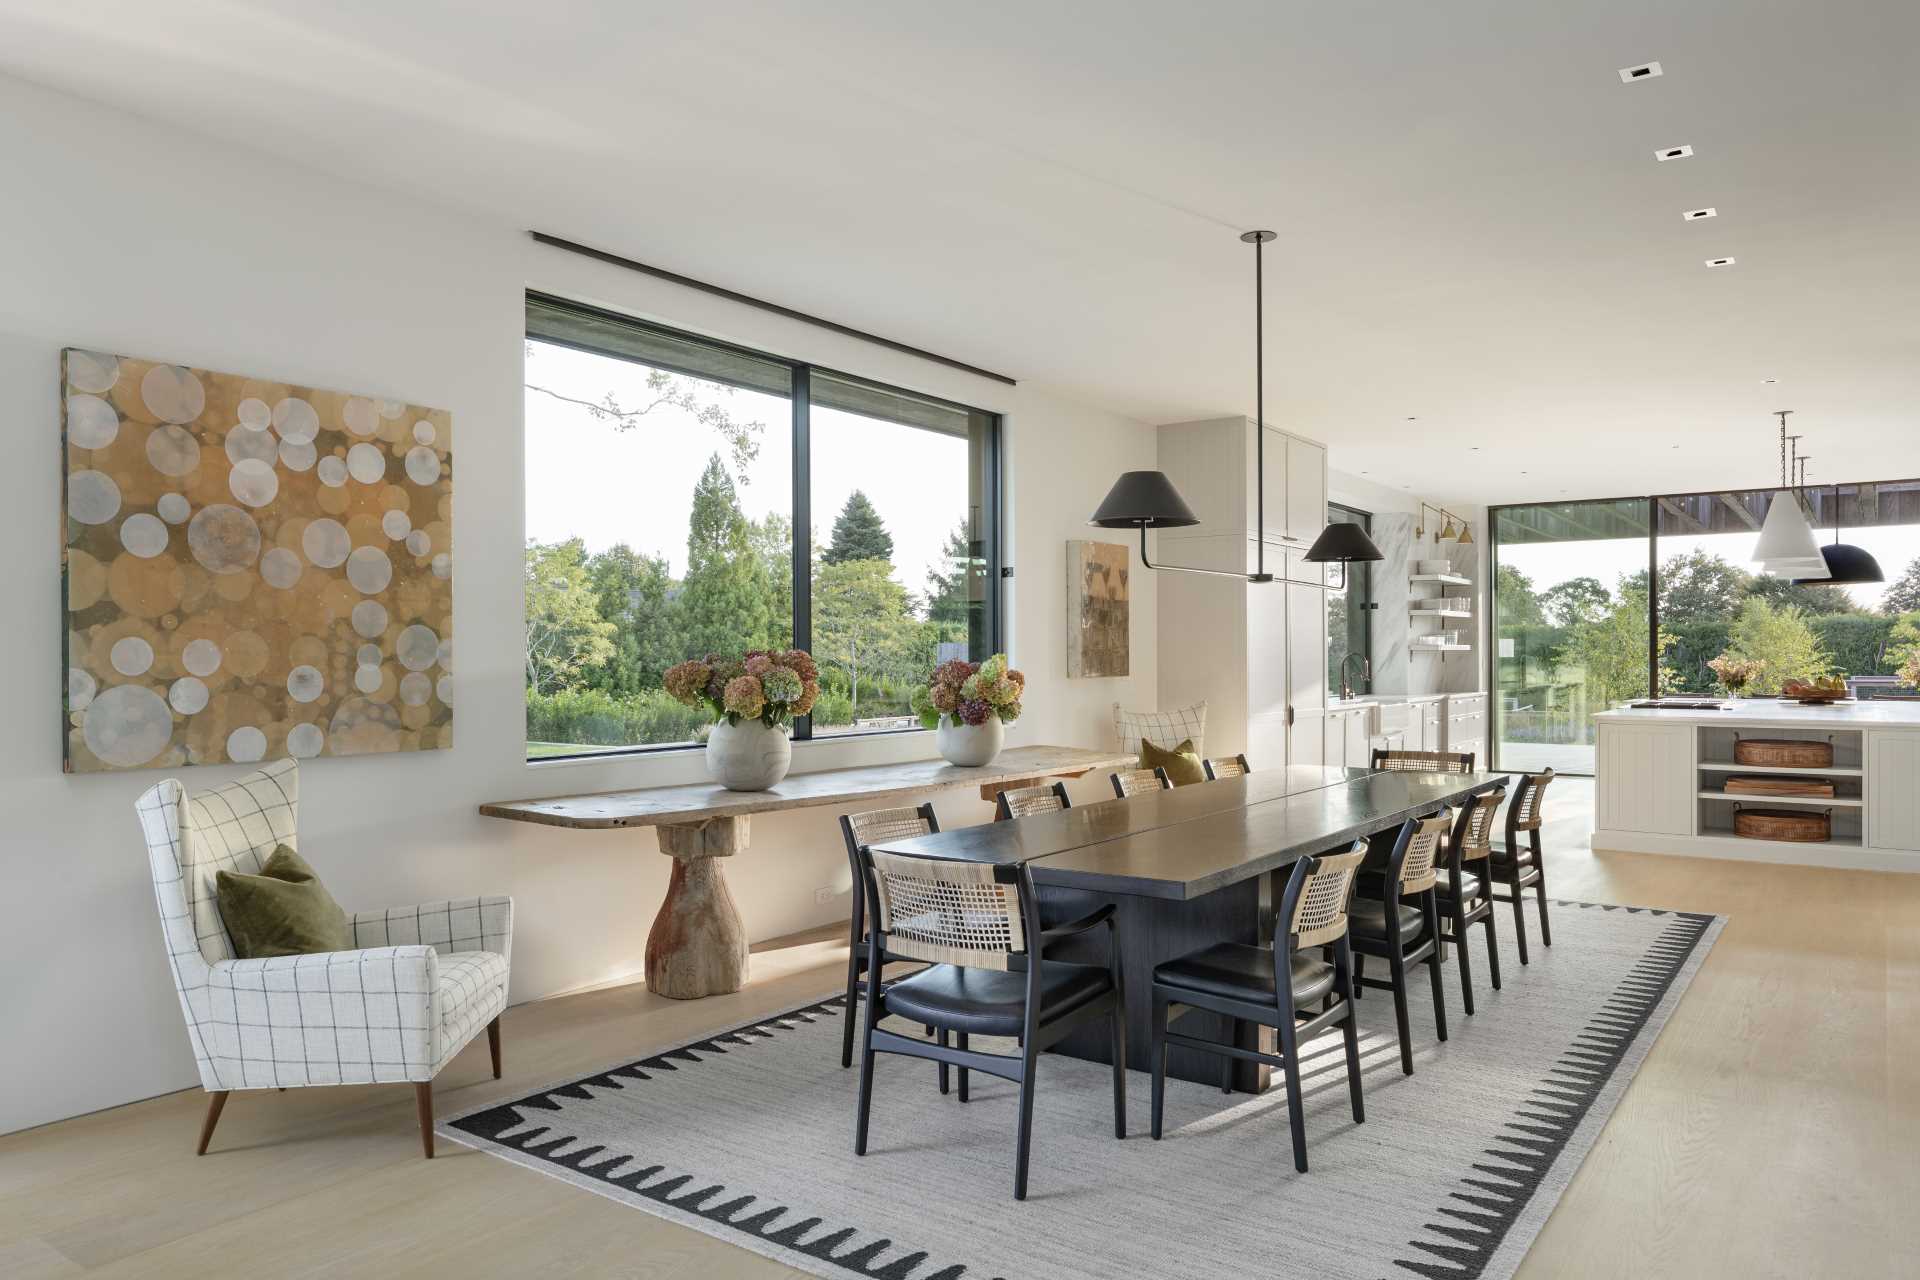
1732,807 -> 1831,842
1733,738 -> 1833,769
1724,775 -> 1836,798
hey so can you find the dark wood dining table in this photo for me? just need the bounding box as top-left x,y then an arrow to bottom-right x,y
871,765 -> 1508,1091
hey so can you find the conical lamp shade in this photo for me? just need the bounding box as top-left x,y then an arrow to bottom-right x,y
1753,491 -> 1826,576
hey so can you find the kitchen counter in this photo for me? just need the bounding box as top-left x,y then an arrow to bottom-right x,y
1592,699 -> 1920,871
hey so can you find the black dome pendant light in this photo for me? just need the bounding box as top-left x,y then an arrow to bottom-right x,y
1089,230 -> 1382,587
1795,480 -> 1885,586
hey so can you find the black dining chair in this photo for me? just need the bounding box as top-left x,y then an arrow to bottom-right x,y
852,845 -> 1126,1200
1489,769 -> 1555,964
1110,765 -> 1173,798
838,805 -> 939,1071
1201,754 -> 1251,780
1434,786 -> 1507,1015
1348,812 -> 1451,1075
1148,843 -> 1367,1172
993,780 -> 1071,821
1371,748 -> 1475,773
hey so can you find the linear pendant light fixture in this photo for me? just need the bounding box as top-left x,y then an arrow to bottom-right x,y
1090,231 -> 1382,587
1752,410 -> 1829,580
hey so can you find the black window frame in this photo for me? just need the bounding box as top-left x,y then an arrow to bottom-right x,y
525,291 -> 1003,762
1487,475 -> 1920,774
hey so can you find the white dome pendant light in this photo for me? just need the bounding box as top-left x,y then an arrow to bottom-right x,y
1752,410 -> 1829,580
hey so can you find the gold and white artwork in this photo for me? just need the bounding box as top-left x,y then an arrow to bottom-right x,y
1066,539 -> 1129,678
61,349 -> 454,772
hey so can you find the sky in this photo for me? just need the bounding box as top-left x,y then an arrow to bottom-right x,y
524,340 -> 972,599
1499,523 -> 1920,615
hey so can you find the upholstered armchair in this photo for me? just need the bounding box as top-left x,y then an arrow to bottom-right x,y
135,757 -> 512,1157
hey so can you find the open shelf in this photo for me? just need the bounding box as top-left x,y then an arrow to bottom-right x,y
1696,821 -> 1863,849
1698,789 -> 1862,808
1410,573 -> 1471,586
1412,644 -> 1471,654
1412,607 -> 1472,618
1697,760 -> 1862,776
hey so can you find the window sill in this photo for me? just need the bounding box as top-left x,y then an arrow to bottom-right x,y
524,724 -> 932,770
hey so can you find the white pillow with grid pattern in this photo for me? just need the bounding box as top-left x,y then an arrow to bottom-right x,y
1113,701 -> 1206,759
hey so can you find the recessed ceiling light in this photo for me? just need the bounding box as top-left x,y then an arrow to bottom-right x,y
1618,61 -> 1664,83
1706,257 -> 1736,268
1684,207 -> 1718,221
1656,144 -> 1694,161
1762,377 -> 1779,384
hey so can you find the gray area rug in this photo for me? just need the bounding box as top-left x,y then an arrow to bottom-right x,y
445,900 -> 1722,1280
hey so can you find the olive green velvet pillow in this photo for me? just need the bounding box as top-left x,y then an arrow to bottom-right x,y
215,845 -> 352,959
1141,737 -> 1208,787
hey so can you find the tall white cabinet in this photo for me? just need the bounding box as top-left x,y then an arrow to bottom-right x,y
1153,417 -> 1330,768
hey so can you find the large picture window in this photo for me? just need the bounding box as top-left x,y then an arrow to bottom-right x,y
1491,479 -> 1920,774
524,294 -> 999,760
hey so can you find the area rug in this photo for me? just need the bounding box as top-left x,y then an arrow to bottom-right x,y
444,900 -> 1722,1280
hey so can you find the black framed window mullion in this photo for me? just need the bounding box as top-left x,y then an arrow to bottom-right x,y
791,365 -> 813,740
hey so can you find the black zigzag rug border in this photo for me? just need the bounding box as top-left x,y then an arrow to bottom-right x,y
443,899 -> 1721,1280
1393,901 -> 1722,1280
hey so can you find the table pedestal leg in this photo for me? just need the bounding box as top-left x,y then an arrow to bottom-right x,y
645,817 -> 750,999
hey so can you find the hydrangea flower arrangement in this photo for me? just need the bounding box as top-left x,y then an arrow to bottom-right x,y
911,654 -> 1024,730
663,649 -> 819,727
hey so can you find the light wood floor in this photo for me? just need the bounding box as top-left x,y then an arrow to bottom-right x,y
5,781 -> 1916,1279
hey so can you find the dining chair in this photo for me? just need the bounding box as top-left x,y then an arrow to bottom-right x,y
1148,844 -> 1367,1172
1111,766 -> 1173,798
851,846 -> 1126,1200
1371,748 -> 1475,773
838,804 -> 939,1071
993,780 -> 1071,821
1348,812 -> 1450,1075
1489,769 -> 1556,964
1434,785 -> 1507,1015
1201,754 -> 1251,781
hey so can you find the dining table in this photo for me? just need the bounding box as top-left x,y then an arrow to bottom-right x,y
871,764 -> 1508,1091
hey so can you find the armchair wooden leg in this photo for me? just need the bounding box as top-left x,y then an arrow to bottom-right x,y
196,1090 -> 229,1156
415,1082 -> 435,1159
488,1017 -> 502,1080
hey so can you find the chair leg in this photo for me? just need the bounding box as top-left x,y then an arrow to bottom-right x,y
1534,831 -> 1553,946
1013,1045 -> 1039,1201
195,1090 -> 229,1156
1387,951 -> 1413,1076
854,1018 -> 878,1157
1150,991 -> 1168,1141
1353,952 -> 1365,997
1454,913 -> 1476,1016
1483,907 -> 1502,991
1222,1018 -> 1238,1093
1274,1010 -> 1308,1173
841,889 -> 865,1070
1428,946 -> 1449,1042
487,1017 -> 502,1080
1338,938 -> 1365,1124
1109,1005 -> 1127,1140
957,1032 -> 969,1103
415,1082 -> 434,1159
937,1029 -> 950,1096
1509,869 -> 1531,966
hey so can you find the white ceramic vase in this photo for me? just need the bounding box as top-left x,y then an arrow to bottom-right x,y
705,717 -> 792,791
936,714 -> 1005,767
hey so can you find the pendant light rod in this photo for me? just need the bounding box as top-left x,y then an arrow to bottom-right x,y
1242,228 -> 1276,585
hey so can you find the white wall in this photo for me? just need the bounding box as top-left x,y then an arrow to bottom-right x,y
0,74 -> 1157,1134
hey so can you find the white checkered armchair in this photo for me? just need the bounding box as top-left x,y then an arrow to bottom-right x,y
136,757 -> 513,1157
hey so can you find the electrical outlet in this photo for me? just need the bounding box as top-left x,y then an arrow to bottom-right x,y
812,885 -> 836,906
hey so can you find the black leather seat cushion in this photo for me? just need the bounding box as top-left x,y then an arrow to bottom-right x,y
1154,943 -> 1335,1010
1489,842 -> 1536,866
1436,871 -> 1483,902
1348,896 -> 1428,940
883,961 -> 1112,1037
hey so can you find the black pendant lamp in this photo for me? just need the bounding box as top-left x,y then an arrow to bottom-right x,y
1089,230 -> 1381,586
1304,519 -> 1385,590
1794,481 -> 1884,586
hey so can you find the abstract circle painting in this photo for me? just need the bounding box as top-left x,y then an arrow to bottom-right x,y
59,347 -> 454,772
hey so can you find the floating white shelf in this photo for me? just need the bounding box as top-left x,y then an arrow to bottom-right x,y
1697,789 -> 1862,808
1695,822 -> 1863,849
1412,644 -> 1472,653
1410,573 -> 1471,586
1697,760 -> 1863,776
1411,607 -> 1472,618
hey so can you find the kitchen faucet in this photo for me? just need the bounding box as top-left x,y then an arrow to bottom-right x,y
1340,652 -> 1371,702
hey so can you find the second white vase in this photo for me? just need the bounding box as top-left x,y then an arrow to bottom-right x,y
705,717 -> 792,791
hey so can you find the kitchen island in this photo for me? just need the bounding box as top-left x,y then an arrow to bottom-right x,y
1593,700 -> 1920,871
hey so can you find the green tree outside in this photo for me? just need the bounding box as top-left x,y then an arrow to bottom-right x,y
525,538 -> 616,695
1722,598 -> 1832,694
1540,576 -> 1611,626
823,490 -> 895,565
813,557 -> 919,714
679,454 -> 772,658
1881,557 -> 1920,615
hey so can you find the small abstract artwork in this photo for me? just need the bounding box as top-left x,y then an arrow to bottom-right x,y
61,349 -> 454,772
1066,539 -> 1129,678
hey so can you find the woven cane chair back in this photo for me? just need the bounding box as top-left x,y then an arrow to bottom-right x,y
869,851 -> 1025,971
1111,766 -> 1172,798
1453,789 -> 1504,862
1372,749 -> 1475,774
1286,846 -> 1366,949
844,805 -> 937,852
1398,811 -> 1453,895
1511,769 -> 1555,830
1202,754 -> 1250,780
996,782 -> 1069,820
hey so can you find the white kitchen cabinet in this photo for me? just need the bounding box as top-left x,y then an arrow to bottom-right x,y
1868,729 -> 1920,853
1443,693 -> 1488,764
1290,709 -> 1326,767
1595,720 -> 1693,836
1284,434 -> 1326,548
1325,707 -> 1369,770
1409,698 -> 1444,753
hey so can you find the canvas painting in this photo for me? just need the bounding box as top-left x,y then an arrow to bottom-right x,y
1066,539 -> 1129,678
61,349 -> 453,772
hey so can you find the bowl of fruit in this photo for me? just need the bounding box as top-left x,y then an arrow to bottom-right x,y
1778,676 -> 1851,705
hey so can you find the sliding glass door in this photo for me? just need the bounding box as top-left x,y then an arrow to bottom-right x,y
1491,499 -> 1651,774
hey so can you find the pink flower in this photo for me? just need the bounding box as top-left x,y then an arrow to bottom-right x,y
931,682 -> 961,714
744,654 -> 775,677
780,649 -> 818,681
957,697 -> 991,726
723,675 -> 765,719
934,659 -> 976,689
662,660 -> 711,706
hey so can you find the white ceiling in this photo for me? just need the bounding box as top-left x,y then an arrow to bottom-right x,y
4,0 -> 1917,504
